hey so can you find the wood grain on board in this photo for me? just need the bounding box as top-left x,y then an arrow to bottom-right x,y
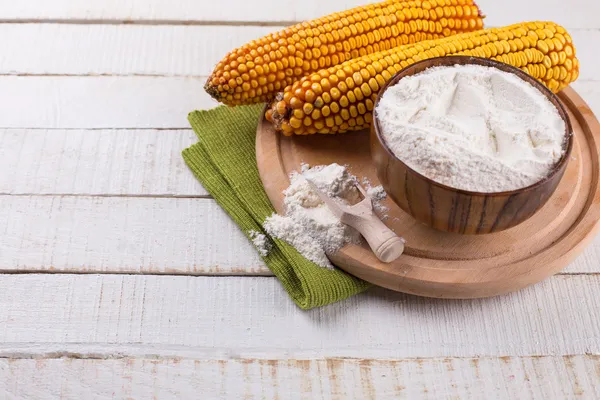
1,356 -> 598,399
1,0 -> 599,28
0,274 -> 599,359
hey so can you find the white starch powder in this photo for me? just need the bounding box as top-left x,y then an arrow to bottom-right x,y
376,65 -> 567,192
264,163 -> 386,269
249,230 -> 270,257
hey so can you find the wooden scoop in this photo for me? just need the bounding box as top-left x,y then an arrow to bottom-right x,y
306,178 -> 405,263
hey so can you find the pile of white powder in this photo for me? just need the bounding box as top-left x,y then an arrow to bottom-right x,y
249,230 -> 270,257
263,163 -> 387,269
376,65 -> 567,192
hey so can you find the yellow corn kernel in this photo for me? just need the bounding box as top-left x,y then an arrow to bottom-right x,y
537,40 -> 549,53
289,117 -> 302,129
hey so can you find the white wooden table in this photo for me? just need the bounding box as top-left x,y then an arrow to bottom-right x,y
1,1 -> 600,398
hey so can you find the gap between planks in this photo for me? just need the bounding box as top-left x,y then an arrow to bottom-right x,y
0,127 -> 195,131
1,73 -> 209,78
0,19 -> 295,27
0,349 -> 596,361
1,0 -> 600,29
2,72 -> 599,81
0,270 -> 269,277
0,193 -> 213,199
0,269 -> 595,277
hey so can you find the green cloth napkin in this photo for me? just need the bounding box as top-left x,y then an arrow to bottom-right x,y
182,104 -> 371,309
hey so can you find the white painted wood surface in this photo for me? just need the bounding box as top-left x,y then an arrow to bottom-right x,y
0,129 -> 207,196
0,274 -> 599,358
0,196 -> 265,275
0,24 -> 275,77
0,76 -> 215,129
1,356 -> 599,399
2,0 -> 600,397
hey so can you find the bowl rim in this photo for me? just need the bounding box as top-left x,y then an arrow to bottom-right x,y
372,55 -> 574,197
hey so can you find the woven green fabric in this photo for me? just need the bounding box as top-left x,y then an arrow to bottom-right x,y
182,104 -> 371,309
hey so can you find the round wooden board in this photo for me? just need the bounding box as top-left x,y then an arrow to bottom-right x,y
256,87 -> 600,299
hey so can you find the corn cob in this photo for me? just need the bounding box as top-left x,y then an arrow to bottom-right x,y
266,21 -> 579,136
205,0 -> 484,106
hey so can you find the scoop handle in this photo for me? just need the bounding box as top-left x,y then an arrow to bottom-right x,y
342,212 -> 405,263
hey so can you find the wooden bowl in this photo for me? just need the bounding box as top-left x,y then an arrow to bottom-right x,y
371,56 -> 574,234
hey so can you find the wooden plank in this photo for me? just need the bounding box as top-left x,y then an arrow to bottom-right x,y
1,356 -> 598,399
0,196 -> 265,275
0,129 -> 208,196
0,76 -> 216,129
565,234 -> 600,273
0,24 -> 597,81
1,0 -> 598,29
0,274 -> 599,358
571,82 -> 600,116
570,29 -> 600,82
0,24 -> 276,77
479,0 -> 600,30
0,78 -> 598,129
0,195 -> 597,274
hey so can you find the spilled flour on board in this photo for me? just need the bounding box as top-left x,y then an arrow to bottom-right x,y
249,230 -> 271,257
263,163 -> 387,269
362,177 -> 390,218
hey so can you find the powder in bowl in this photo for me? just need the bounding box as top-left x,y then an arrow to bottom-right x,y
375,64 -> 567,193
